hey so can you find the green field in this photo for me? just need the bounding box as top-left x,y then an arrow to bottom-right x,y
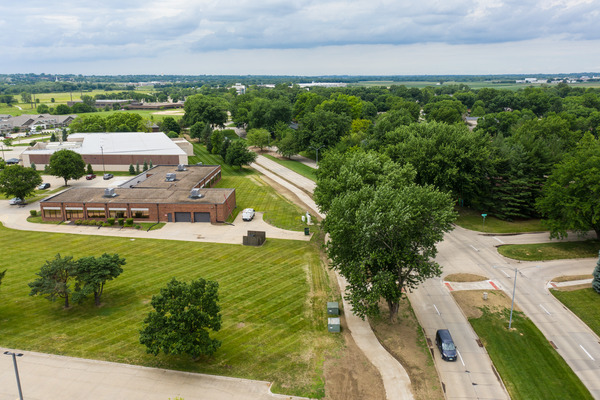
263,154 -> 317,182
497,240 -> 600,261
455,208 -> 546,233
0,224 -> 337,397
552,288 -> 600,337
189,142 -> 308,229
470,309 -> 592,400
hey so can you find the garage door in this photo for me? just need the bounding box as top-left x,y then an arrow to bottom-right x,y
174,212 -> 191,222
194,212 -> 211,223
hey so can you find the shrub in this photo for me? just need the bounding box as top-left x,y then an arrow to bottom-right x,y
74,219 -> 82,225
96,220 -> 103,226
29,210 -> 38,217
135,224 -> 141,229
125,218 -> 134,226
118,218 -> 125,226
106,218 -> 115,225
103,222 -> 112,227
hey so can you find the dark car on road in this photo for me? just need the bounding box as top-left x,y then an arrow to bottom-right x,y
436,329 -> 457,361
86,174 -> 96,180
5,158 -> 20,165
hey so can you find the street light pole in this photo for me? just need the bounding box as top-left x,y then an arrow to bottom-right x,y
309,145 -> 324,166
493,265 -> 539,329
101,145 -> 105,174
4,351 -> 24,400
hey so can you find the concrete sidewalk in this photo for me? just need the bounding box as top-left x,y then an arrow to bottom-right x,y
0,350 -> 307,400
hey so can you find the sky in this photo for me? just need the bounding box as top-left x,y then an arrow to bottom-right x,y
2,0 -> 600,76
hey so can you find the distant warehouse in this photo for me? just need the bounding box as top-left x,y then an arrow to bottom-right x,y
21,131 -> 193,171
40,165 -> 236,223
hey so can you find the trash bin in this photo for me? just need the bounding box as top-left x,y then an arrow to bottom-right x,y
304,227 -> 310,235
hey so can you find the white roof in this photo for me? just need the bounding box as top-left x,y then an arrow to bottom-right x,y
24,132 -> 186,156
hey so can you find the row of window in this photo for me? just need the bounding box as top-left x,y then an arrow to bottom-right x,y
43,209 -> 150,219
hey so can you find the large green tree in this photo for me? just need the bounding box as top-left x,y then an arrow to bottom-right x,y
323,183 -> 456,319
139,278 -> 222,359
183,94 -> 228,127
0,165 -> 42,203
225,140 -> 257,169
537,132 -> 600,239
48,149 -> 86,185
72,253 -> 126,306
246,128 -> 271,151
29,254 -> 77,308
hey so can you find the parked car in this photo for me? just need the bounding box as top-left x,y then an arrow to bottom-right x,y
242,208 -> 255,221
9,197 -> 23,205
435,329 -> 457,362
38,183 -> 51,190
5,158 -> 20,165
86,174 -> 96,180
103,173 -> 114,180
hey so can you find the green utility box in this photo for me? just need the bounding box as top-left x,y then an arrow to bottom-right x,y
327,302 -> 339,315
304,227 -> 310,235
328,317 -> 341,333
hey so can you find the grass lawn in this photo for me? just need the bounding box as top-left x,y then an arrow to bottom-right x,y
455,208 -> 546,233
263,154 -> 317,182
0,224 -> 338,397
470,309 -> 592,400
498,240 -> 600,261
189,142 -> 307,230
551,288 -> 600,337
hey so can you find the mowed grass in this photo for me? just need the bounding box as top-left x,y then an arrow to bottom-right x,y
552,288 -> 600,337
0,224 -> 339,397
498,240 -> 600,261
189,142 -> 306,230
263,154 -> 317,182
470,309 -> 592,400
455,208 -> 545,233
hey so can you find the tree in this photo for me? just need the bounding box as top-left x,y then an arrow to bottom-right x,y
72,253 -> 125,306
139,278 -> 222,359
50,132 -> 57,142
87,163 -> 94,174
48,149 -> 86,186
0,165 -> 42,203
210,130 -> 225,155
136,162 -> 140,174
62,128 -> 68,142
29,254 -> 77,308
189,121 -> 206,141
323,183 -> 456,320
276,130 -> 299,159
225,140 -> 257,169
143,160 -> 148,171
37,104 -> 50,114
593,252 -> 600,294
0,95 -> 15,105
183,94 -> 228,127
297,109 -> 351,150
20,92 -> 32,104
160,116 -> 180,134
129,164 -> 135,174
246,128 -> 270,151
537,133 -> 600,239
54,104 -> 72,115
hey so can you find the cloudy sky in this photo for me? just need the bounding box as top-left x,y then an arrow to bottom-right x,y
2,0 -> 599,75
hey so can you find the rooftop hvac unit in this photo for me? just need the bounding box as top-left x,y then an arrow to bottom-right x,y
166,173 -> 176,182
104,188 -> 116,197
177,164 -> 186,171
189,188 -> 203,198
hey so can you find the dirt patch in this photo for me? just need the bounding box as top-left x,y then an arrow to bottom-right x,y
323,316 -> 386,400
151,109 -> 184,115
552,283 -> 592,292
369,301 -> 443,400
452,290 -> 517,319
444,273 -> 488,282
552,274 -> 592,283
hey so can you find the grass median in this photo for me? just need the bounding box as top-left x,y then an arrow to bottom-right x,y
453,290 -> 592,400
0,223 -> 338,398
551,287 -> 600,337
263,154 -> 317,182
455,208 -> 545,233
498,240 -> 600,261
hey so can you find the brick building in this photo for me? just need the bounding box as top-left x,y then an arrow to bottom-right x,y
40,165 -> 236,223
21,132 -> 189,171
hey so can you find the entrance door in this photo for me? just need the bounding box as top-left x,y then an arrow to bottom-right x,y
194,212 -> 211,223
174,212 -> 192,222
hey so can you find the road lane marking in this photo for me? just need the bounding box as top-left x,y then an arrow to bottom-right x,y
469,244 -> 479,252
493,237 -> 505,244
580,345 -> 595,361
457,349 -> 465,366
444,282 -> 454,291
489,281 -> 500,290
433,304 -> 441,315
539,304 -> 551,315
500,269 -> 511,278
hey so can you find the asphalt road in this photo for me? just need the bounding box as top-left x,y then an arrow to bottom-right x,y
418,226 -> 600,399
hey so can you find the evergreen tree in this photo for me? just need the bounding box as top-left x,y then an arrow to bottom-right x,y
593,251 -> 600,294
129,164 -> 135,175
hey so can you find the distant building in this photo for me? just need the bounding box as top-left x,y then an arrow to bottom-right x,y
231,83 -> 246,95
40,164 -> 236,223
21,131 -> 188,171
0,113 -> 76,134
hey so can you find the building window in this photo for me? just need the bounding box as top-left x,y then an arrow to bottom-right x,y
66,209 -> 84,219
109,210 -> 127,218
43,209 -> 61,218
87,209 -> 106,218
132,209 -> 150,219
